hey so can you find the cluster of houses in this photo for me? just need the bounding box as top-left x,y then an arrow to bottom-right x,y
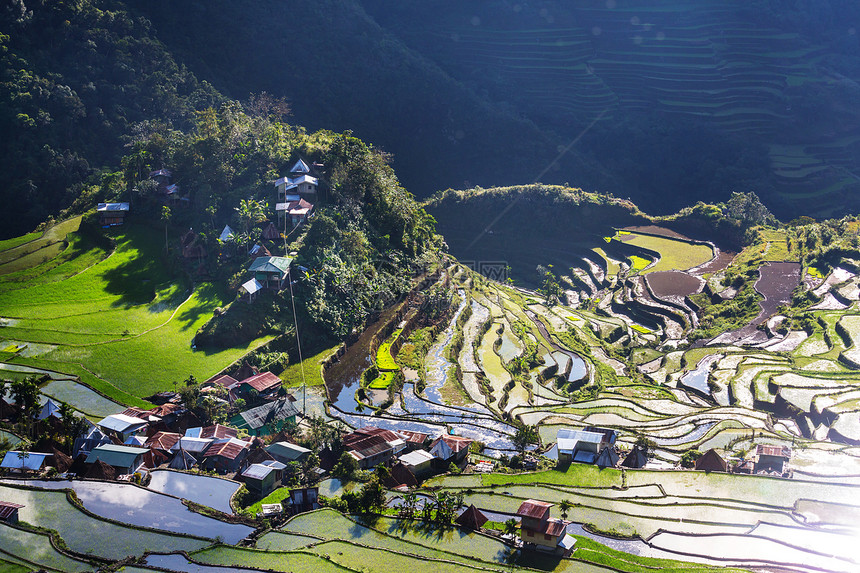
335,426 -> 473,489
555,427 -> 793,476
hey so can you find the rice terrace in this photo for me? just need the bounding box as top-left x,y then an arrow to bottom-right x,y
2,1 -> 860,573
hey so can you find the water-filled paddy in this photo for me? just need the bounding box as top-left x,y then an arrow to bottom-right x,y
147,470 -> 240,514
4,479 -> 251,544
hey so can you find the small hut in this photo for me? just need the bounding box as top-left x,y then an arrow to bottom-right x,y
595,447 -> 619,469
261,222 -> 281,241
86,460 -> 117,480
621,446 -> 648,469
695,449 -> 728,473
455,504 -> 488,530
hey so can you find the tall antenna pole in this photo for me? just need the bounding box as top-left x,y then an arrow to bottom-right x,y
288,267 -> 306,417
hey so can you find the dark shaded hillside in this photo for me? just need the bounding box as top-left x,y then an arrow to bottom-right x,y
0,0 -> 221,237
132,0 -> 606,202
365,1 -> 860,219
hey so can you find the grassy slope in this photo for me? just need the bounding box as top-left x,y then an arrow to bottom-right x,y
0,222 -> 274,404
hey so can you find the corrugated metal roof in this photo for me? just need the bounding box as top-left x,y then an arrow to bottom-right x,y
290,158 -> 310,174
398,449 -> 435,466
249,256 -> 292,275
242,463 -> 276,480
241,278 -> 263,295
237,399 -> 299,430
544,518 -> 567,537
0,451 -> 49,471
85,445 -> 147,468
97,414 -> 148,433
207,375 -> 239,389
200,424 -> 238,440
516,499 -> 552,519
241,372 -> 282,393
204,438 -> 249,460
97,202 -> 130,212
0,501 -> 23,520
171,437 -> 213,453
757,445 -> 791,458
145,432 -> 181,451
267,441 -> 311,461
396,430 -> 429,444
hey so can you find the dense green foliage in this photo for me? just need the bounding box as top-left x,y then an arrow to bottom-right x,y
0,0 -> 220,237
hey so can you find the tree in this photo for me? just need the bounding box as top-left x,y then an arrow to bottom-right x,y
512,423 -> 539,454
235,198 -> 267,235
503,518 -> 518,536
359,476 -> 386,515
58,403 -> 88,450
11,377 -> 40,437
559,499 -> 572,520
680,450 -> 702,468
161,206 -> 172,252
536,265 -> 563,305
331,451 -> 359,481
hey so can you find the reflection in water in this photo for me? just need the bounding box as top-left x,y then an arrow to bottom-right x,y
146,553 -> 261,572
147,470 -> 240,514
679,354 -> 721,395
4,479 -> 251,544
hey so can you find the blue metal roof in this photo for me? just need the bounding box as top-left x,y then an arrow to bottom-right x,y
1,451 -> 50,470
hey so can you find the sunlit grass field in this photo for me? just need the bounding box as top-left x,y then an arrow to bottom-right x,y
0,220 -> 274,405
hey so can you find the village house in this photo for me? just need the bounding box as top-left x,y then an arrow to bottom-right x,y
201,437 -> 250,473
248,256 -> 292,290
241,460 -> 287,497
429,435 -> 472,466
621,445 -> 648,469
85,444 -> 148,475
266,441 -> 311,464
144,431 -> 181,455
397,449 -> 435,478
455,505 -> 488,530
230,397 -> 300,437
186,424 -> 238,440
276,198 -> 314,228
170,436 -> 214,461
755,445 -> 791,474
396,430 -> 429,450
0,501 -> 23,524
97,202 -> 129,227
96,413 -> 148,441
556,429 -> 606,464
274,159 -> 318,200
343,427 -> 407,469
288,486 -> 320,515
235,372 -> 283,401
0,451 -> 51,474
516,499 -> 576,555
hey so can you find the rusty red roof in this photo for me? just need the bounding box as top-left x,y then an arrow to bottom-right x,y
756,445 -> 791,459
206,374 -> 239,388
430,435 -> 472,453
149,403 -> 182,417
121,407 -> 153,420
200,424 -> 238,440
240,372 -> 282,393
397,430 -> 429,444
0,501 -> 23,520
543,518 -> 566,537
516,499 -> 552,519
145,432 -> 181,451
204,438 -> 249,460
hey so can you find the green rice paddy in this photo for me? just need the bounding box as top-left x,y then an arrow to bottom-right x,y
0,222 -> 275,405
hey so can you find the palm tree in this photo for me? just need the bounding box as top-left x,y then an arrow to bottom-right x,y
559,499 -> 572,520
161,206 -> 172,252
503,518 -> 518,536
235,198 -> 267,235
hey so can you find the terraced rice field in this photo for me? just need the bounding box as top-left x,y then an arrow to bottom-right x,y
0,222 -> 276,407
